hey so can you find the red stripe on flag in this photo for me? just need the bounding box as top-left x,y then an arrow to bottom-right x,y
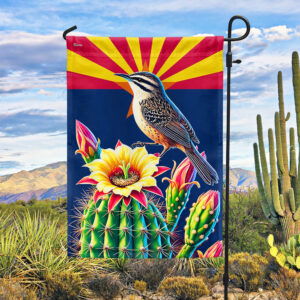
168,72 -> 223,89
110,37 -> 139,72
67,36 -> 126,74
67,71 -> 122,89
160,37 -> 224,80
139,38 -> 153,69
152,37 -> 182,74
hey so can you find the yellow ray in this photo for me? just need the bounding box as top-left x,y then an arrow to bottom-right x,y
163,50 -> 223,83
67,50 -> 128,82
148,37 -> 165,73
156,37 -> 205,78
126,37 -> 143,71
87,37 -> 134,74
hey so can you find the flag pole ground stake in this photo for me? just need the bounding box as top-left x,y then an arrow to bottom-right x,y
223,15 -> 250,300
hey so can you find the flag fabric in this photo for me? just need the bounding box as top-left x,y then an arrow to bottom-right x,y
66,36 -> 223,258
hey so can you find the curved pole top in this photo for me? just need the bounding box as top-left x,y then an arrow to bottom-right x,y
63,25 -> 77,40
224,15 -> 250,42
62,16 -> 250,42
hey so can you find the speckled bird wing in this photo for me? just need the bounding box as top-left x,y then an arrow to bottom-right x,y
140,95 -> 199,148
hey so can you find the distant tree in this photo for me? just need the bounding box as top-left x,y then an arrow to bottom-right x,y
15,200 -> 26,206
27,198 -> 37,206
52,197 -> 67,213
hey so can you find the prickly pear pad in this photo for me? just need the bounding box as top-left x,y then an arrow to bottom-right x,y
66,36 -> 223,258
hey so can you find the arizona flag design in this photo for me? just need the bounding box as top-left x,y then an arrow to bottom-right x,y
66,36 -> 223,259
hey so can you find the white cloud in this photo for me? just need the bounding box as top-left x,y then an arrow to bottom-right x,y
0,72 -> 65,94
37,89 -> 54,96
0,12 -> 18,26
96,0 -> 300,17
263,25 -> 296,42
0,23 -> 299,172
0,133 -> 66,175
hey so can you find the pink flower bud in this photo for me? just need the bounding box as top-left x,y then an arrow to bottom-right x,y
203,241 -> 223,258
75,120 -> 100,162
199,190 -> 220,210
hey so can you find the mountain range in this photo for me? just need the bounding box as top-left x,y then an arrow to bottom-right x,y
0,162 -> 257,203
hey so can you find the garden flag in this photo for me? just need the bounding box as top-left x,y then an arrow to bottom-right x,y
66,36 -> 223,258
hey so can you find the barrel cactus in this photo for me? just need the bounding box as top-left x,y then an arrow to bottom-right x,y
74,121 -> 221,258
253,52 -> 300,241
79,195 -> 172,258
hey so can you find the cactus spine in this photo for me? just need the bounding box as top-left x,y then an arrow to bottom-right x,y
75,124 -> 221,259
254,52 -> 300,240
79,195 -> 173,258
176,191 -> 220,258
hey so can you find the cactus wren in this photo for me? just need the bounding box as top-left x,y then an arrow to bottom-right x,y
114,71 -> 218,185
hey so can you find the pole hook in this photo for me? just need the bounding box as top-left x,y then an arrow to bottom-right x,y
224,15 -> 250,42
63,25 -> 77,40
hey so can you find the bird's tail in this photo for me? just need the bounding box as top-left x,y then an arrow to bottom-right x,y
185,145 -> 219,185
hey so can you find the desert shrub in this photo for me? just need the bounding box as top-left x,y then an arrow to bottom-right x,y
105,258 -> 129,273
170,259 -> 197,277
270,268 -> 300,300
158,276 -> 209,300
27,198 -> 37,206
0,212 -> 21,277
0,209 -> 105,295
193,257 -> 225,279
43,271 -> 84,300
126,259 -> 175,290
87,274 -> 122,300
0,278 -> 37,300
0,199 -> 66,225
134,280 -> 147,292
229,252 -> 268,291
227,190 -> 280,254
51,197 -> 67,213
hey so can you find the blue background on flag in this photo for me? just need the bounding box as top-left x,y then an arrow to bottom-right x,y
67,89 -> 223,256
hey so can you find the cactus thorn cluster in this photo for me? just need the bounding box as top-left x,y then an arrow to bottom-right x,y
79,195 -> 173,258
176,190 -> 220,258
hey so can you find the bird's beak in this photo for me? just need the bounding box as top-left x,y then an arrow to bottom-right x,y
114,73 -> 132,81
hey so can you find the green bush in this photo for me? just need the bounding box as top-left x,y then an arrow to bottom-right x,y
0,198 -> 66,225
0,209 -> 105,295
229,252 -> 269,291
158,276 -> 209,300
227,190 -> 280,254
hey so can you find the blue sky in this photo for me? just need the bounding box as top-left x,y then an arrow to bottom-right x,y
0,0 -> 300,175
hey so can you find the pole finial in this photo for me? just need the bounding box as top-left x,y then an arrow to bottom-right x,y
63,25 -> 78,40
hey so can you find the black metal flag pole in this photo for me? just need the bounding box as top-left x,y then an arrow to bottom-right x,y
223,15 -> 250,300
63,16 -> 250,300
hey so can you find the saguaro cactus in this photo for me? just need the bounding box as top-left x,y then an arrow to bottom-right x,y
253,52 -> 300,241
